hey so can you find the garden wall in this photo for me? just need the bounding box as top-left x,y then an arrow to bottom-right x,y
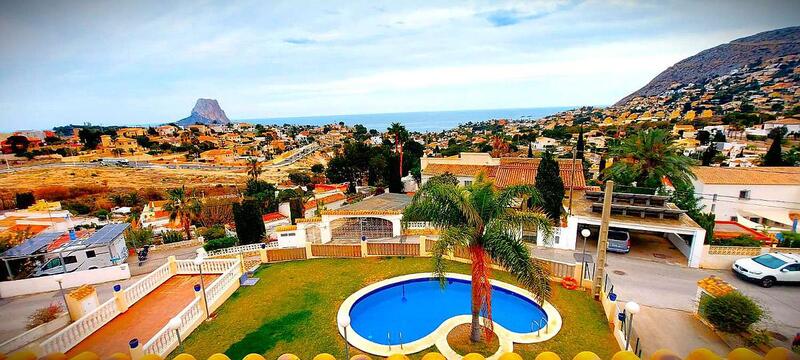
0,265 -> 131,298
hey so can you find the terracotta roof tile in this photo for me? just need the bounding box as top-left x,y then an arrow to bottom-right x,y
421,164 -> 497,177
692,166 -> 800,185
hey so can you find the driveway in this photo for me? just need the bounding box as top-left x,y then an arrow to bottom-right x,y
605,254 -> 800,355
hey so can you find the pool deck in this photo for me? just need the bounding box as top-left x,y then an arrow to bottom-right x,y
65,274 -> 217,359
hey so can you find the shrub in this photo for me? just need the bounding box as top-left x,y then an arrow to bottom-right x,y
199,225 -> 226,241
203,236 -> 239,251
711,235 -> 762,247
161,231 -> 184,244
125,227 -> 153,249
699,292 -> 763,333
745,328 -> 771,348
27,303 -> 63,329
779,232 -> 800,248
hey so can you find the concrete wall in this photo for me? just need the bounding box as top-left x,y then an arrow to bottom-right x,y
0,265 -> 131,298
698,245 -> 769,270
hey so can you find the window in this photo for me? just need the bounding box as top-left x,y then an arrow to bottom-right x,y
752,254 -> 785,269
739,190 -> 750,199
730,216 -> 738,221
63,256 -> 78,265
86,250 -> 96,258
783,264 -> 800,272
464,180 -> 473,186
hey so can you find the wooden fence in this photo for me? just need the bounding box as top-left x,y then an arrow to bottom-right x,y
267,247 -> 307,262
367,242 -> 420,256
311,244 -> 362,257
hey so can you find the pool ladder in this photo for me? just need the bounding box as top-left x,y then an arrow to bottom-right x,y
530,319 -> 549,336
386,331 -> 404,351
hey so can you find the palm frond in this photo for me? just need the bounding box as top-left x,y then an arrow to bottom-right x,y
482,228 -> 551,302
431,225 -> 473,286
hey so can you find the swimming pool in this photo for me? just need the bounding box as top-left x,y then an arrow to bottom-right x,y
338,273 -> 562,356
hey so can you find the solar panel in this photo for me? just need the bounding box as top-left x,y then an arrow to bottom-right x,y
2,232 -> 62,257
82,223 -> 130,246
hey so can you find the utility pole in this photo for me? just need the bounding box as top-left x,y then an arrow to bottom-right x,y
568,147 -> 577,215
593,180 -> 614,299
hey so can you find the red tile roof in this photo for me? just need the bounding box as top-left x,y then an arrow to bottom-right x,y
304,192 -> 347,210
262,212 -> 287,222
421,164 -> 497,177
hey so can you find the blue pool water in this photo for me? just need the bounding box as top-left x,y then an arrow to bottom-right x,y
349,277 -> 547,345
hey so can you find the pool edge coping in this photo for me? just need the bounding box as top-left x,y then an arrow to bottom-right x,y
336,272 -> 563,358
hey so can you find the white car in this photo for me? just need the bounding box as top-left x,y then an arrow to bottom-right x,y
732,252 -> 800,288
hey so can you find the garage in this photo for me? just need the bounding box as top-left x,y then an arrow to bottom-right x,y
538,191 -> 707,268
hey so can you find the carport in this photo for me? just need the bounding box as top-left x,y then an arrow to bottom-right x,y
541,191 -> 707,268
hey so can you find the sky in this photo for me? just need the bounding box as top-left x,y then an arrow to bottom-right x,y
1,0 -> 799,131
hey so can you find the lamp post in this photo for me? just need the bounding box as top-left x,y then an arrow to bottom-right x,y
193,256 -> 210,319
53,274 -> 71,319
338,315 -> 351,359
580,229 -> 591,284
168,316 -> 183,353
624,301 -> 640,351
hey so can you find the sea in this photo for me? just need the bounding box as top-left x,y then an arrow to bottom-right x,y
241,106 -> 575,132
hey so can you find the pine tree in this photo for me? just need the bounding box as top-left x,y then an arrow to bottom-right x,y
763,131 -> 784,166
535,151 -> 565,222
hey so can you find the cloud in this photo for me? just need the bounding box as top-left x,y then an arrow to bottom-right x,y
284,38 -> 316,45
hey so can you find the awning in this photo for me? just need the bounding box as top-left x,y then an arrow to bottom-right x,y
741,208 -> 793,227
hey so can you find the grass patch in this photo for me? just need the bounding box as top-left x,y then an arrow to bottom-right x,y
178,258 -> 618,359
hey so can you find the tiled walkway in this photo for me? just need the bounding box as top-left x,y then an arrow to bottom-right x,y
65,274 -> 217,358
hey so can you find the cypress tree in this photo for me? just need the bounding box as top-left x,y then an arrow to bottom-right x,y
233,199 -> 266,244
535,151 -> 565,222
598,156 -> 606,180
527,143 -> 533,158
576,126 -> 585,160
763,131 -> 784,166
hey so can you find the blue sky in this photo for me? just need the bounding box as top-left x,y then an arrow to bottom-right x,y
1,0 -> 799,131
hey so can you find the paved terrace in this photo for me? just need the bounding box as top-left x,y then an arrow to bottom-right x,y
65,274 -> 216,359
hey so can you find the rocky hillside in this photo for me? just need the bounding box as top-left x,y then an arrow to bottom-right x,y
616,26 -> 800,106
176,98 -> 231,126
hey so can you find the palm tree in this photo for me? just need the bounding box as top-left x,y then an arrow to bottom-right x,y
605,129 -> 695,189
163,186 -> 201,240
403,174 -> 553,343
126,191 -> 141,207
247,158 -> 262,181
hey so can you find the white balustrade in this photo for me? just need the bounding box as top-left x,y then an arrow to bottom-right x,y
123,263 -> 172,305
204,259 -> 242,310
142,298 -> 204,357
40,298 -> 120,354
405,221 -> 432,229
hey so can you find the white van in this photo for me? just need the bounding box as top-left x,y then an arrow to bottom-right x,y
33,224 -> 129,277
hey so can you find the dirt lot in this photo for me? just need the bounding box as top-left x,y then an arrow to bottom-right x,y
0,166 -> 248,192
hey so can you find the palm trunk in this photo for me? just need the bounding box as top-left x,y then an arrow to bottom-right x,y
469,245 -> 493,343
183,217 -> 192,241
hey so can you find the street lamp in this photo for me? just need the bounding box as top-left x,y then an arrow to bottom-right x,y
53,274 -> 71,319
168,316 -> 183,353
338,315 -> 351,359
193,255 -> 210,319
624,301 -> 641,351
580,229 -> 591,284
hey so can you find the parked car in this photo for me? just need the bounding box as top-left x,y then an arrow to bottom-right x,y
732,252 -> 800,288
607,229 -> 631,253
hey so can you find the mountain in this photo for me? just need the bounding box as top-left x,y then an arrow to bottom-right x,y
616,26 -> 800,106
176,98 -> 231,126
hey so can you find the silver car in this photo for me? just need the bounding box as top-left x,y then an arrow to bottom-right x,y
607,229 -> 631,253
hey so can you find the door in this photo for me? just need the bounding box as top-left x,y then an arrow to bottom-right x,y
778,263 -> 800,282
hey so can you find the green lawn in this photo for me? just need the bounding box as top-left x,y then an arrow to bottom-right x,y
178,257 -> 618,360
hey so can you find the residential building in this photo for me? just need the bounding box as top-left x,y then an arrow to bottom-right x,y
691,166 -> 800,233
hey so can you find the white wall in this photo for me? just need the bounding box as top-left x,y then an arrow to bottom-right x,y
0,265 -> 131,298
692,181 -> 800,224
